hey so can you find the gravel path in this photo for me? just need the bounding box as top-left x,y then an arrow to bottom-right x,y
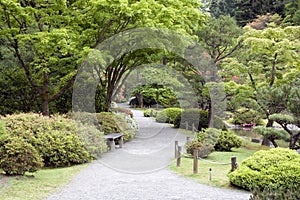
46,108 -> 250,200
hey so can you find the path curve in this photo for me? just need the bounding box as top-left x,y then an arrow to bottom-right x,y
46,108 -> 250,200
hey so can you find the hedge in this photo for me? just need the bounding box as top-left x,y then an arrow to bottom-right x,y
228,148 -> 300,191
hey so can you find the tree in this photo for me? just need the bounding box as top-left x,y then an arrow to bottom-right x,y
234,0 -> 286,26
222,24 -> 300,146
0,0 -> 205,115
208,0 -> 237,18
196,16 -> 243,65
284,0 -> 300,25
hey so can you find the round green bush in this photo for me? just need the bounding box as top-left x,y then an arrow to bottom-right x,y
2,113 -> 103,168
233,108 -> 262,125
174,109 -> 208,130
228,148 -> 300,191
155,108 -> 182,124
184,128 -> 221,158
185,140 -> 214,158
143,109 -> 157,117
0,135 -> 43,175
156,110 -> 168,123
96,112 -> 138,141
214,131 -> 242,151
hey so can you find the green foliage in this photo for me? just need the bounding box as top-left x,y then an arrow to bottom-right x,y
232,108 -> 262,125
133,84 -> 179,108
0,136 -> 43,175
2,113 -> 103,168
234,0 -> 286,26
228,148 -> 300,191
214,131 -> 242,151
250,184 -> 300,200
156,109 -> 169,123
197,15 -> 243,63
175,109 -> 209,130
96,112 -> 138,141
111,107 -> 133,118
185,128 -> 223,157
185,140 -> 214,158
143,109 -> 158,117
254,126 -> 288,140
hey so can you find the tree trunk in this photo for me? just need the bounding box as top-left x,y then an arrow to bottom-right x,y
105,87 -> 114,112
41,98 -> 49,116
261,119 -> 273,147
289,134 -> 300,149
137,93 -> 143,108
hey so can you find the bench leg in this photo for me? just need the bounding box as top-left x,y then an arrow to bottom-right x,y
119,137 -> 123,148
109,140 -> 115,151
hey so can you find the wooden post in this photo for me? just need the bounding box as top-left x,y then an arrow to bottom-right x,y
185,121 -> 189,130
192,123 -> 196,132
193,149 -> 198,174
231,156 -> 237,171
150,109 -> 153,117
209,168 -> 212,181
175,141 -> 178,158
176,146 -> 182,167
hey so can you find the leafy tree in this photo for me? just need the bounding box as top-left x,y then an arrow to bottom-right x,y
222,24 -> 300,146
284,0 -> 300,25
234,0 -> 286,26
0,0 -> 205,115
196,15 -> 243,65
208,0 -> 237,18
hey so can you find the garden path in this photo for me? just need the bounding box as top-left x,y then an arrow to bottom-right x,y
46,106 -> 250,200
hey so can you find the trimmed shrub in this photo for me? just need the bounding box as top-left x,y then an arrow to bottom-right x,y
228,148 -> 300,191
0,135 -> 43,175
174,109 -> 208,130
143,109 -> 158,117
250,185 -> 300,200
185,128 -> 221,158
156,110 -> 168,123
155,108 -> 182,124
2,113 -> 103,167
232,108 -> 262,125
214,131 -> 242,151
111,107 -> 133,118
96,112 -> 138,141
185,140 -> 214,158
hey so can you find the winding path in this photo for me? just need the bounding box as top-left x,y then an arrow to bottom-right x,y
46,108 -> 250,200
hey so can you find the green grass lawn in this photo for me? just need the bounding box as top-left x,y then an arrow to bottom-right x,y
170,141 -> 269,189
0,164 -> 88,200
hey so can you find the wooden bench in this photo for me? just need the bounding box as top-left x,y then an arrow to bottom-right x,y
104,133 -> 123,151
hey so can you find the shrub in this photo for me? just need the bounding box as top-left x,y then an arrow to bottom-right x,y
185,140 -> 214,158
2,113 -> 103,168
96,112 -> 138,141
155,108 -> 182,124
174,109 -> 208,130
156,110 -> 168,123
111,107 -> 133,118
185,128 -> 221,158
228,148 -> 300,191
232,108 -> 262,125
0,135 -> 43,175
250,184 -> 300,200
214,131 -> 242,151
143,109 -> 158,117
